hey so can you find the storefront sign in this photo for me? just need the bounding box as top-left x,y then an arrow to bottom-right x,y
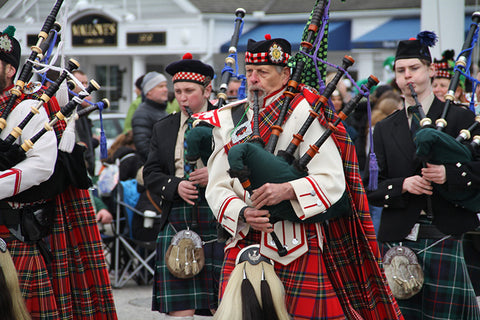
127,32 -> 166,46
71,14 -> 117,46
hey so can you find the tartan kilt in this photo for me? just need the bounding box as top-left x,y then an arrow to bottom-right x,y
152,199 -> 224,313
380,236 -> 480,319
49,186 -> 117,319
221,224 -> 345,320
0,229 -> 60,320
221,220 -> 402,320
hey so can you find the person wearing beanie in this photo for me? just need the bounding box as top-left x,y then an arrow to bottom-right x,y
1,25 -> 117,320
204,34 -> 402,319
143,53 -> 223,319
366,31 -> 480,318
132,71 -> 169,162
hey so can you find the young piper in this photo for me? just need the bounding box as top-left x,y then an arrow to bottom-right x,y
143,53 -> 224,319
367,32 -> 480,318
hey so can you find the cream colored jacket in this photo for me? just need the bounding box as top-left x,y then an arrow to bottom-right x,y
205,91 -> 345,265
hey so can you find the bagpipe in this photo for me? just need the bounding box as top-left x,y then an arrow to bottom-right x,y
226,3 -> 380,257
0,0 -> 110,201
3,81 -> 109,203
435,11 -> 480,131
0,0 -> 64,132
406,14 -> 480,213
227,76 -> 378,231
215,8 -> 247,107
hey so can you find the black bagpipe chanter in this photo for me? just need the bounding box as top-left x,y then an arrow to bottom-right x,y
408,12 -> 480,213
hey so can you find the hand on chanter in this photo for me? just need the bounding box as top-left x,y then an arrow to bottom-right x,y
243,207 -> 273,233
189,167 -> 208,187
402,175 -> 433,195
178,180 -> 198,205
422,163 -> 446,185
250,182 -> 295,208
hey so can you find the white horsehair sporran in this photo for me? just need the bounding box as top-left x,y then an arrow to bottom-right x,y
383,245 -> 424,299
165,228 -> 205,279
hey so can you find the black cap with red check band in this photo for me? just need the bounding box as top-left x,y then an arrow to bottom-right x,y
245,34 -> 291,66
166,53 -> 214,87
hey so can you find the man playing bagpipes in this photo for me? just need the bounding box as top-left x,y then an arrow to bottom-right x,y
143,53 -> 224,319
203,35 -> 403,319
366,31 -> 480,318
0,25 -> 116,319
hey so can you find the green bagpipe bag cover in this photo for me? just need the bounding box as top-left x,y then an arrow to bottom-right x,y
227,142 -> 351,223
185,125 -> 213,166
415,127 -> 480,212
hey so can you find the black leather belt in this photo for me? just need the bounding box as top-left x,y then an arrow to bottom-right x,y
0,203 -> 21,226
417,224 -> 447,240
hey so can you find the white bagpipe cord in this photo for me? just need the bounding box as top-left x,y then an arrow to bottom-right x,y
58,109 -> 77,152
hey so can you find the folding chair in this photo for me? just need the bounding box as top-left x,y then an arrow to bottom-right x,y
110,178 -> 162,288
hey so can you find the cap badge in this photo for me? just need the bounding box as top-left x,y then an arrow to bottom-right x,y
269,43 -> 284,63
0,34 -> 13,53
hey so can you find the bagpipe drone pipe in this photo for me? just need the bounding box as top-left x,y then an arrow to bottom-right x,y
0,0 -> 64,133
1,79 -> 109,203
435,11 -> 480,131
215,8 -> 247,108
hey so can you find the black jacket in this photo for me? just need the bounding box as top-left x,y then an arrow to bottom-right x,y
367,97 -> 480,241
143,102 -> 215,219
131,99 -> 168,163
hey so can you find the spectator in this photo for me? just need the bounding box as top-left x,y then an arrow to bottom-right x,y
131,71 -> 169,163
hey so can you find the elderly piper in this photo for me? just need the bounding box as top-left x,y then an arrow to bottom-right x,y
204,34 -> 402,320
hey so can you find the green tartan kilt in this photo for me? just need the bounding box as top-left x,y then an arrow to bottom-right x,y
380,235 -> 480,319
152,199 -> 224,313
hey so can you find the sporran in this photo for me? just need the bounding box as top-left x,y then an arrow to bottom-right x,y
165,229 -> 205,279
383,245 -> 424,299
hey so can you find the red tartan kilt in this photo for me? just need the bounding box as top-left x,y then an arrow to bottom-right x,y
220,226 -> 345,320
0,229 -> 60,320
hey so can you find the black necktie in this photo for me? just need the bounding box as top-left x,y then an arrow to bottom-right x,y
184,118 -> 194,178
408,105 -> 421,137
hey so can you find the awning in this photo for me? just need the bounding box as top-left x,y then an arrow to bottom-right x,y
352,18 -> 420,49
352,17 -> 474,49
220,20 -> 351,53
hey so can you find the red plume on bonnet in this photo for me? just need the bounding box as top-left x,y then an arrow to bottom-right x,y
264,34 -> 272,40
183,52 -> 193,60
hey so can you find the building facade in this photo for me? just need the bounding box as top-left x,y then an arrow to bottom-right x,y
1,0 -> 477,112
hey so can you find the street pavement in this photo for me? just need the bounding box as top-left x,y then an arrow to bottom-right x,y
111,280 -> 213,319
112,282 -> 164,319
111,283 -> 479,320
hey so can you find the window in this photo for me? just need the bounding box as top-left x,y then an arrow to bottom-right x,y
95,65 -> 123,111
